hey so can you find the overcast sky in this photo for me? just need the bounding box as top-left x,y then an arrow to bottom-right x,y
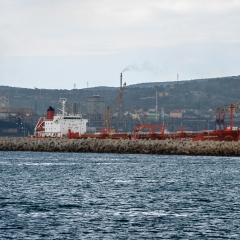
0,0 -> 240,89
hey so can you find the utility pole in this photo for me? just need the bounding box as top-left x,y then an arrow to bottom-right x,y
185,88 -> 188,113
156,90 -> 158,121
23,115 -> 25,137
198,92 -> 201,115
161,107 -> 164,124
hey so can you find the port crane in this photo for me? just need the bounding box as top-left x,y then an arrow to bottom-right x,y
194,100 -> 240,141
215,100 -> 240,130
129,105 -> 148,125
105,75 -> 126,132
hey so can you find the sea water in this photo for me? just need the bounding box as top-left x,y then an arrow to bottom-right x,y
0,151 -> 240,239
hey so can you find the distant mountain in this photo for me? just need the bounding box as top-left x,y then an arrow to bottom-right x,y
127,78 -> 211,88
82,86 -> 117,91
127,81 -> 182,88
1,75 -> 240,116
81,81 -> 190,90
0,86 -> 16,90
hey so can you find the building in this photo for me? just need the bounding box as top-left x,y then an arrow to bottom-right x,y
71,102 -> 81,115
170,109 -> 185,118
86,95 -> 105,120
0,94 -> 9,118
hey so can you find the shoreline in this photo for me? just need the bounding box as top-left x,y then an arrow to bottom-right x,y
1,137 -> 240,156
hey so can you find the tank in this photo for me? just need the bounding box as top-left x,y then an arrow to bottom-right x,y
46,106 -> 55,120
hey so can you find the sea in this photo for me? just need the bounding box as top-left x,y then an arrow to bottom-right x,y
0,151 -> 240,239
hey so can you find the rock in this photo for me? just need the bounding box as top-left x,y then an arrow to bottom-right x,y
1,137 -> 240,156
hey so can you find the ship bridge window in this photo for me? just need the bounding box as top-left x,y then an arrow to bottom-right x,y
63,117 -> 81,119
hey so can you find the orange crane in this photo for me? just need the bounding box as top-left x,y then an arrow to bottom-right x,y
105,80 -> 126,132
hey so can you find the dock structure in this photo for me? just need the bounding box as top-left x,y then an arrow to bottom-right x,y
1,137 -> 240,156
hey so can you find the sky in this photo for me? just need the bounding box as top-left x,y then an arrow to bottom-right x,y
0,0 -> 240,89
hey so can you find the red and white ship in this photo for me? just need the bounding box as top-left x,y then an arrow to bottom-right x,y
31,98 -> 88,138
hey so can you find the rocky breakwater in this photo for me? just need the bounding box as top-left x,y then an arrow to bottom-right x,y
1,137 -> 240,156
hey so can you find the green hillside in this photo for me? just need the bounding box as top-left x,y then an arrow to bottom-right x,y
1,75 -> 240,115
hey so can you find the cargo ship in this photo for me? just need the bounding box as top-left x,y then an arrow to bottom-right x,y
29,98 -> 88,138
192,127 -> 240,141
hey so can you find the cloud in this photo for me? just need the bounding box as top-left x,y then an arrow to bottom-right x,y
1,0 -> 240,90
182,58 -> 202,65
0,0 -> 240,57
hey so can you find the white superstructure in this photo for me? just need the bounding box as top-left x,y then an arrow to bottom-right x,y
34,98 -> 88,138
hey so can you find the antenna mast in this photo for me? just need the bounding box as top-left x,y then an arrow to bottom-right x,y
59,98 -> 67,116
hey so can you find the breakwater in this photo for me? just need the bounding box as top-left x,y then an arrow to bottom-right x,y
1,137 -> 240,156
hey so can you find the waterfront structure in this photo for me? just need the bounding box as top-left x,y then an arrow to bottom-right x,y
86,95 -> 105,120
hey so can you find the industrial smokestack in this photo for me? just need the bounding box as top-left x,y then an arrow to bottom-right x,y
119,73 -> 124,120
120,73 -> 122,88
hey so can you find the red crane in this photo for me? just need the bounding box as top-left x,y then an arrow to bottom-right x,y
134,124 -> 167,134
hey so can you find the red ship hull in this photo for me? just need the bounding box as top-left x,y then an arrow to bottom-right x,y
192,130 -> 240,141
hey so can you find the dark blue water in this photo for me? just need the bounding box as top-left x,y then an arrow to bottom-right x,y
0,152 -> 240,239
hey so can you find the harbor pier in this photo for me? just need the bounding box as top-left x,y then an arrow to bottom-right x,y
1,137 -> 240,156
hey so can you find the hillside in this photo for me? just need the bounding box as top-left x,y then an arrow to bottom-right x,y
1,75 -> 240,115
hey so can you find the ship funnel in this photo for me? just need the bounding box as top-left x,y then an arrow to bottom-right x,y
46,106 -> 55,120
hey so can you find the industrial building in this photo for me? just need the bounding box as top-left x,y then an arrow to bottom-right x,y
70,102 -> 81,115
0,94 -> 9,118
86,95 -> 106,120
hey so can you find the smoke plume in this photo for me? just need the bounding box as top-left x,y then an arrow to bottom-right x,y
122,64 -> 139,73
122,62 -> 160,76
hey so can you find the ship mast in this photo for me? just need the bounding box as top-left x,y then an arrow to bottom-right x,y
59,98 -> 67,116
